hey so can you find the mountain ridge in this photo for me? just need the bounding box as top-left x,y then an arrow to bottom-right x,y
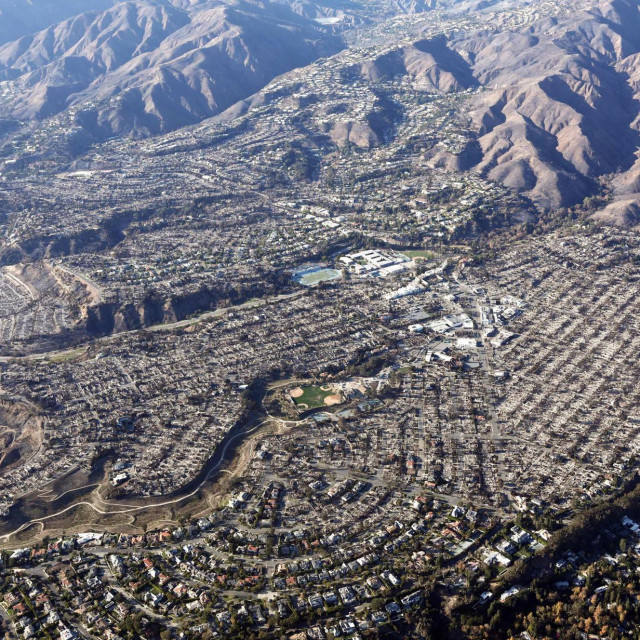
0,0 -> 344,136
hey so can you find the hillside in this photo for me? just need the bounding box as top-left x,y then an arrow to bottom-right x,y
0,0 -> 117,46
457,0 -> 640,212
3,0 -> 640,221
0,0 -> 343,136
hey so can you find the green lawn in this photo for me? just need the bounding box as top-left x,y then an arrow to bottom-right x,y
403,250 -> 437,260
291,385 -> 337,410
47,347 -> 87,363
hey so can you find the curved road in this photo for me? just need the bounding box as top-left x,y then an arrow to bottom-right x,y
0,419 -> 277,542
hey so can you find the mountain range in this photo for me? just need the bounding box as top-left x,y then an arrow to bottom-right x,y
0,0 -> 117,46
3,0 -> 640,223
351,0 -> 640,220
0,0 -> 344,136
460,0 -> 640,215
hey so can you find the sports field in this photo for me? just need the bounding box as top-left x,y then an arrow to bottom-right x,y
289,385 -> 343,410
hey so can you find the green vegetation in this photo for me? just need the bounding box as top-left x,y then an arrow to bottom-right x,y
403,249 -> 437,260
449,478 -> 640,639
279,142 -> 318,182
290,385 -> 339,410
46,347 -> 87,363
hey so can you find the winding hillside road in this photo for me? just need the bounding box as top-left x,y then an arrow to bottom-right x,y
0,418 -> 278,542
